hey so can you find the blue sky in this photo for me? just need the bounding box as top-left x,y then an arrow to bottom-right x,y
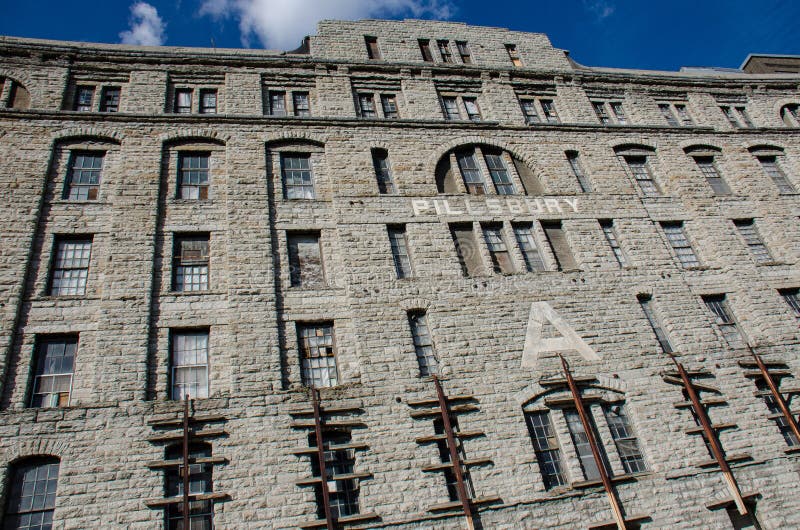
0,0 -> 798,71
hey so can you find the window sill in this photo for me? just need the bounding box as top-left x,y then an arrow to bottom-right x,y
167,290 -> 224,297
52,199 -> 107,206
36,295 -> 99,302
571,471 -> 650,489
170,199 -> 216,204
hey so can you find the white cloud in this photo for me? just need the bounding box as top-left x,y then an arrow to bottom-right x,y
582,0 -> 615,21
198,0 -> 454,49
119,2 -> 167,46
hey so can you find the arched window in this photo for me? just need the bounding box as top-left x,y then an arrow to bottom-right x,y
614,144 -> 661,197
266,139 -> 326,201
748,145 -> 796,194
523,383 -> 647,490
780,104 -> 800,127
3,457 -> 60,530
434,145 -> 541,195
164,442 -> 213,529
683,145 -> 732,196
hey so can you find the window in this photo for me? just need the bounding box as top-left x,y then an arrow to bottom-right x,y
566,152 -> 591,192
753,376 -> 798,447
441,96 -> 461,120
64,151 -> 103,201
540,99 -> 559,123
483,150 -> 515,194
74,85 -> 95,111
505,44 -> 522,66
99,86 -> 120,112
293,92 -> 310,117
779,288 -> 800,318
174,88 -> 193,114
592,101 -> 627,125
388,225 -> 412,279
364,36 -> 381,59
49,237 -> 92,296
437,40 -> 452,63
693,156 -> 731,195
720,105 -> 754,128
357,93 -> 377,118
173,235 -> 210,292
525,411 -> 567,489
372,148 -> 396,194
726,502 -> 762,530
199,89 -> 217,114
170,330 -> 210,400
456,41 -> 472,64
408,311 -> 437,376
658,102 -> 693,126
519,99 -> 540,124
419,39 -> 433,62
298,322 -> 338,387
455,150 -> 487,194
177,153 -> 210,200
450,224 -> 483,277
733,219 -> 771,264
702,294 -> 744,348
542,221 -> 577,271
637,294 -> 673,353
309,431 -> 360,518
661,222 -> 699,268
380,94 -> 398,119
780,104 -> 800,127
463,97 -> 481,121
519,97 -> 559,124
30,336 -> 76,408
9,82 -> 30,110
757,156 -> 796,194
600,220 -> 626,267
269,91 -> 287,116
165,443 -> 214,530
603,404 -> 647,473
482,224 -> 514,274
288,232 -> 324,288
513,223 -> 546,272
564,409 -> 606,481
432,418 -> 464,501
281,153 -> 314,200
623,156 -> 660,196
3,458 -> 60,530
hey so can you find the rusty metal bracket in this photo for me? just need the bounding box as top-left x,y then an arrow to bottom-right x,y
433,375 -> 475,530
182,397 -> 191,530
312,388 -> 336,530
669,356 -> 747,516
559,356 -> 626,530
749,345 -> 800,445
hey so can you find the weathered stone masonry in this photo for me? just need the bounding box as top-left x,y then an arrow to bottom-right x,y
0,17 -> 799,529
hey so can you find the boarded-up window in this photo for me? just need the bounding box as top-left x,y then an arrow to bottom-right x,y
542,221 -> 577,271
9,82 -> 31,110
365,36 -> 381,59
513,156 -> 544,195
450,224 -> 483,277
287,232 -> 324,287
435,156 -> 459,194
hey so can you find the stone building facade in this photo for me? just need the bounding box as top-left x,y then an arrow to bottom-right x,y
0,18 -> 799,530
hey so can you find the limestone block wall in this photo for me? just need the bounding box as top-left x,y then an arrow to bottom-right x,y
0,18 -> 799,530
